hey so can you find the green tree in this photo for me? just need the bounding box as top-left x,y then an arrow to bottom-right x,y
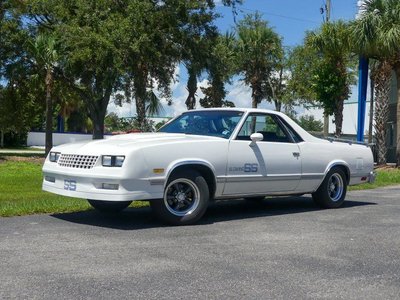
200,33 -> 236,108
23,0 -> 244,139
28,34 -> 59,155
183,35 -> 212,110
122,1 -> 242,128
296,115 -> 324,132
266,48 -> 294,112
286,45 -> 318,103
0,1 -> 39,147
26,0 -> 126,139
307,20 -> 355,137
351,0 -> 400,165
235,13 -> 282,108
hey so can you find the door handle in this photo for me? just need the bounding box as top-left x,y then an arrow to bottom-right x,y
292,152 -> 300,158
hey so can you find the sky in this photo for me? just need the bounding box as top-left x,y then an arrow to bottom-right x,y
108,0 -> 361,119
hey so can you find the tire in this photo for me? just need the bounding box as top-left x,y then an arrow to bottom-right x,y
312,167 -> 347,208
87,200 -> 132,213
150,170 -> 209,225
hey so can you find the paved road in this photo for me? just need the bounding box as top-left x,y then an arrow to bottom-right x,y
1,186 -> 400,300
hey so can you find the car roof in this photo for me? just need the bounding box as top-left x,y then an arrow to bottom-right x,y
182,107 -> 280,115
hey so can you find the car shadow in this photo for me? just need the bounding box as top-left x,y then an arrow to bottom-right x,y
51,196 -> 377,230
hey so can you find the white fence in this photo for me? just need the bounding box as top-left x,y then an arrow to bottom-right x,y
27,132 -> 112,147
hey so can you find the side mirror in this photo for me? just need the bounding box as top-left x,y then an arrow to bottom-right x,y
249,132 -> 263,146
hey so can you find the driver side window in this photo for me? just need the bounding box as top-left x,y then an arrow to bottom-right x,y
236,114 -> 292,143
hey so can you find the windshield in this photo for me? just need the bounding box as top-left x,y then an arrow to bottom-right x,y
158,110 -> 244,139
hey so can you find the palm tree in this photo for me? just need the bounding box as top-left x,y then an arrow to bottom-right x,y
185,63 -> 202,110
200,32 -> 237,108
29,34 -> 58,155
352,0 -> 400,165
371,60 -> 392,164
235,13 -> 282,108
182,36 -> 207,110
307,20 -> 354,137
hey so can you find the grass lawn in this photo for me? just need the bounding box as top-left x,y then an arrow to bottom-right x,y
0,157 -> 399,217
0,157 -> 148,217
349,167 -> 400,190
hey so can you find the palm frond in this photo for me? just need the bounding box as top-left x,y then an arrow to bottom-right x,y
145,91 -> 164,116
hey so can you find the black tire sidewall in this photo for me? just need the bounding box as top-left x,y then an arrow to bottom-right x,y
150,170 -> 209,225
313,167 -> 347,209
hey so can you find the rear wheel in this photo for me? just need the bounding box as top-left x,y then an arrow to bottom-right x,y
312,167 -> 347,208
150,170 -> 209,225
87,200 -> 132,213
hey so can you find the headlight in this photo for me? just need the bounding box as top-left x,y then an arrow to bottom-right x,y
102,155 -> 125,167
49,152 -> 61,162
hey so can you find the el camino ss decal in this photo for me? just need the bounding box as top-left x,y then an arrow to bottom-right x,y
229,163 -> 258,172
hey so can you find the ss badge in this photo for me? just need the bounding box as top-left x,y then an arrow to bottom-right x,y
64,179 -> 77,191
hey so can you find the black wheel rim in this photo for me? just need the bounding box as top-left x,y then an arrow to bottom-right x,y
164,178 -> 200,217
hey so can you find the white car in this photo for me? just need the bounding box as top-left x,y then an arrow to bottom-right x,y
43,108 -> 375,225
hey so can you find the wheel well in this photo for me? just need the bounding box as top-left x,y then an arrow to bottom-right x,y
331,164 -> 350,184
168,164 -> 216,199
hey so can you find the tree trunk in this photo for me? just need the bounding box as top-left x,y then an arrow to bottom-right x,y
45,68 -> 54,156
0,130 -> 4,148
211,76 -> 224,107
251,87 -> 259,108
373,61 -> 391,165
334,99 -> 344,137
185,67 -> 197,110
251,98 -> 257,108
135,94 -> 146,130
323,112 -> 329,137
368,78 -> 374,144
251,81 -> 262,108
92,111 -> 105,140
274,100 -> 282,112
91,92 -> 111,140
396,68 -> 400,166
90,88 -> 111,140
134,65 -> 148,130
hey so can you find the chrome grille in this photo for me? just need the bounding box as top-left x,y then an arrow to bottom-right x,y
58,154 -> 99,169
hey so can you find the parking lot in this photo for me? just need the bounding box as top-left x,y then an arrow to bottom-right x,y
1,186 -> 400,299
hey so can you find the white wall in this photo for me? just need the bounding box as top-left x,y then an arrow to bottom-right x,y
27,132 -> 112,147
303,102 -> 372,135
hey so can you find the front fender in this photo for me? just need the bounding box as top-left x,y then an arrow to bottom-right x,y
165,159 -> 217,183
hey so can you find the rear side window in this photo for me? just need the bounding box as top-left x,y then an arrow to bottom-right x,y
276,116 -> 303,143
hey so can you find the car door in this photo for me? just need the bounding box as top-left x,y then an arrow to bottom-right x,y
223,113 -> 302,195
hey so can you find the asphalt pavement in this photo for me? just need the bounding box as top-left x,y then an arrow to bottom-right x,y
1,186 -> 400,300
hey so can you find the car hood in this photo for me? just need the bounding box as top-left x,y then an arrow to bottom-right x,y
51,133 -> 224,155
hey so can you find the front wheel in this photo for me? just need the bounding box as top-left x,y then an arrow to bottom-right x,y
88,200 -> 132,213
312,167 -> 347,208
150,170 -> 209,225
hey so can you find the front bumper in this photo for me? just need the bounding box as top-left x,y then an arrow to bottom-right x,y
42,164 -> 164,201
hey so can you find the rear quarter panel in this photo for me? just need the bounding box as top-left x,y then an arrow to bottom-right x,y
297,140 -> 374,192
